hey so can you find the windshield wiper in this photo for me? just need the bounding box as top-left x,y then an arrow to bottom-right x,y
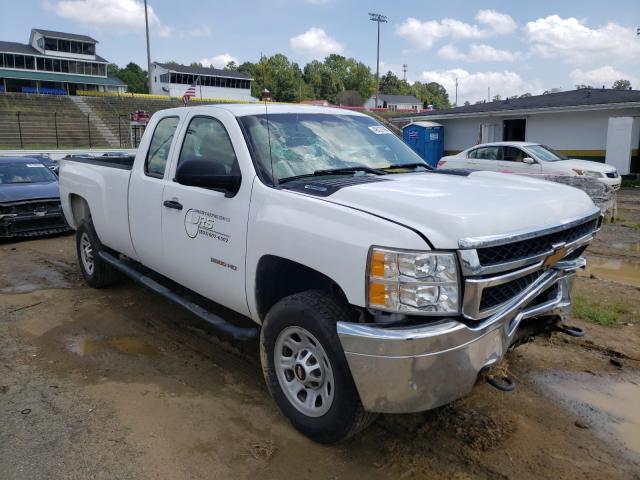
382,162 -> 432,171
278,166 -> 386,185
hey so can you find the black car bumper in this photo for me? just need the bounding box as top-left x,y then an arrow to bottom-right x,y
0,199 -> 70,238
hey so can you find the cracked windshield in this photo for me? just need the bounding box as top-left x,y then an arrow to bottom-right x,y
240,113 -> 427,182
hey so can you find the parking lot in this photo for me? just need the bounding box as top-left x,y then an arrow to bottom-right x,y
1,188 -> 639,480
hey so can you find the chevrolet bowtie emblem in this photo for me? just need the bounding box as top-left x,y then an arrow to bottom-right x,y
543,243 -> 568,268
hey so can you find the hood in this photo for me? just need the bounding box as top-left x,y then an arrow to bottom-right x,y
323,171 -> 597,249
554,159 -> 617,173
0,181 -> 60,204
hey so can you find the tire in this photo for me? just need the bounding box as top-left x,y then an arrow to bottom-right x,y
260,290 -> 376,443
76,219 -> 120,288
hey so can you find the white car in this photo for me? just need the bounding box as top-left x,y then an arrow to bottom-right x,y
437,141 -> 621,190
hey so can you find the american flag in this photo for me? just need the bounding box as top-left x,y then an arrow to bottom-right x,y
182,78 -> 198,106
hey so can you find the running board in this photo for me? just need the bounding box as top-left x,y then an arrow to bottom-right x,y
98,251 -> 259,341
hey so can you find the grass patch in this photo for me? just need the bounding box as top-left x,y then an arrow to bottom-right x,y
621,178 -> 640,188
573,295 -> 622,326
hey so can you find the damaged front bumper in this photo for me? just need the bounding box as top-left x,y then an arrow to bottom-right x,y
0,199 -> 70,238
337,257 -> 584,414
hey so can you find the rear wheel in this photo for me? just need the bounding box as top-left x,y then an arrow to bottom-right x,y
260,290 -> 376,443
76,219 -> 119,288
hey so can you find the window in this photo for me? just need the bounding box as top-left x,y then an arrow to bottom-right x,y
59,40 -> 70,53
36,57 -> 44,70
15,55 -> 25,69
502,147 -> 526,162
239,113 -> 426,183
25,56 -> 35,69
473,146 -> 501,160
4,54 -> 15,69
70,41 -> 83,54
145,116 -> 179,178
178,116 -> 238,176
44,37 -> 57,50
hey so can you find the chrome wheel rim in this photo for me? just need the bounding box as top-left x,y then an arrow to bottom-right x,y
80,232 -> 95,276
274,326 -> 334,417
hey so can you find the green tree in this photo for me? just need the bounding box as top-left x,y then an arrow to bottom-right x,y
109,62 -> 148,93
612,79 -> 631,90
413,81 -> 450,109
224,61 -> 238,71
492,94 -> 502,102
379,70 -> 402,95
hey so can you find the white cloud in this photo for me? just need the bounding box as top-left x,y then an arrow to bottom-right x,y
289,27 -> 344,57
438,43 -> 521,62
569,66 -> 637,88
524,15 -> 640,64
46,0 -> 173,37
421,68 -> 540,104
396,10 -> 516,50
186,25 -> 211,38
200,53 -> 239,69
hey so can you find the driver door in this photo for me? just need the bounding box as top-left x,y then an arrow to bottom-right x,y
160,112 -> 253,317
496,146 -> 542,176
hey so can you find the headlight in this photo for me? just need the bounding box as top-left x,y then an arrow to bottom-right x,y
367,247 -> 460,315
572,169 -> 602,178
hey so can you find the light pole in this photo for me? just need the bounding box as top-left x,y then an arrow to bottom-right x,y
144,0 -> 152,93
369,12 -> 387,108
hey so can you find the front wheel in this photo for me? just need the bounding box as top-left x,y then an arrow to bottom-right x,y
260,290 -> 376,443
76,219 -> 120,288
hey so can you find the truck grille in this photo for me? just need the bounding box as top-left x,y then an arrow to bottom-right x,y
479,270 -> 544,311
476,218 -> 598,266
0,199 -> 68,237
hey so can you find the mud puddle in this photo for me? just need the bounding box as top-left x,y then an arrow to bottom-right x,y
535,371 -> 640,461
67,335 -> 161,357
581,256 -> 640,287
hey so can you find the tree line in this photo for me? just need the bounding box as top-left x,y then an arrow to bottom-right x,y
108,54 -> 451,108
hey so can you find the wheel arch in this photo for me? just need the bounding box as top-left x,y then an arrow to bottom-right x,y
67,193 -> 92,228
254,255 -> 352,322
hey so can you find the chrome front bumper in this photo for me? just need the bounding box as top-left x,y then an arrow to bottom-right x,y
337,258 -> 584,414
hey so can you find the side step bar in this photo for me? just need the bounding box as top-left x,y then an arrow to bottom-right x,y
98,251 -> 259,341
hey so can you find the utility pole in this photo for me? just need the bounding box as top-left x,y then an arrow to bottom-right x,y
402,64 -> 407,82
488,86 -> 491,102
369,12 -> 387,109
455,77 -> 458,106
144,0 -> 152,94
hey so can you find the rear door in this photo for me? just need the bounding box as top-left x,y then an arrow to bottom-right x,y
129,114 -> 182,272
160,109 -> 254,317
468,146 -> 501,171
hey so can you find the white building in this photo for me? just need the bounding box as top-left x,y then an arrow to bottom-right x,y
393,89 -> 640,175
364,94 -> 422,112
151,62 -> 255,101
0,28 -> 126,94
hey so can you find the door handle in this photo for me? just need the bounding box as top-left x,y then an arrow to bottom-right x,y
163,200 -> 183,210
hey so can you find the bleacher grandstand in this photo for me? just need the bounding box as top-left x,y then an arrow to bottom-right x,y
0,92 -> 247,149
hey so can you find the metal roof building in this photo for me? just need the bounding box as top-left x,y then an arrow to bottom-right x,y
151,62 -> 255,101
364,94 -> 422,112
392,88 -> 640,175
0,28 -> 126,94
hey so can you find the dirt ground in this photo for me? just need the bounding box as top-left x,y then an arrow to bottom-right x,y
1,189 -> 639,480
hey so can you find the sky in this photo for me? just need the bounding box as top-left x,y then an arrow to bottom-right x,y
2,0 -> 639,104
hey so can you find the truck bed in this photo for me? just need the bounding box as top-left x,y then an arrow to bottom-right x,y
62,155 -> 135,170
58,155 -> 137,259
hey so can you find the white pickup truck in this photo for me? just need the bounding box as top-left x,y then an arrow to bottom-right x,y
59,104 -> 601,443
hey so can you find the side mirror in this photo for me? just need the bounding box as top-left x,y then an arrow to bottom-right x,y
522,157 -> 535,164
175,159 -> 241,197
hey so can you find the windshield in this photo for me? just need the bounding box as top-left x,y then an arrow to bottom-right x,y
0,162 -> 57,185
239,113 -> 428,182
526,144 -> 569,162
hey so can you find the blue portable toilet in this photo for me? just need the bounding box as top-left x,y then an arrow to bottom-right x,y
402,121 -> 444,167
